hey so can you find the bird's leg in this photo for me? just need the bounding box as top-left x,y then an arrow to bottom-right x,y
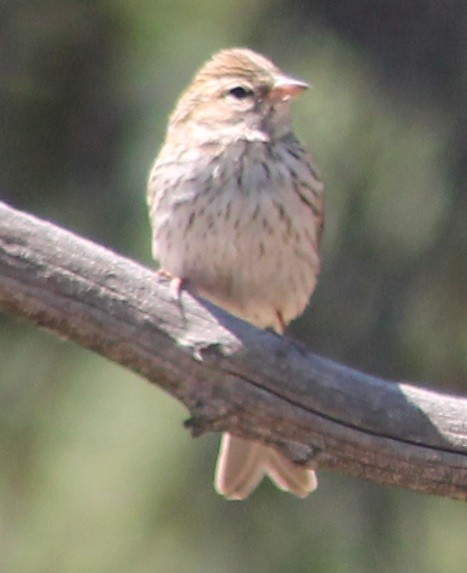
275,310 -> 286,335
156,269 -> 187,320
156,268 -> 186,299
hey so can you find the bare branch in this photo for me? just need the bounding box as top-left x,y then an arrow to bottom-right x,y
0,200 -> 466,500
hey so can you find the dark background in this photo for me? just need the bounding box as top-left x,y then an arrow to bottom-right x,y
1,1 -> 466,571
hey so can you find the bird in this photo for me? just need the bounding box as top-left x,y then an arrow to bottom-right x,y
147,48 -> 324,499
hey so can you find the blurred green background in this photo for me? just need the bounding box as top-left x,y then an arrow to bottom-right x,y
1,1 -> 466,571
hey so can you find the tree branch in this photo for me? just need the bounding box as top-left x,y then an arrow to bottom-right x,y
0,200 -> 466,500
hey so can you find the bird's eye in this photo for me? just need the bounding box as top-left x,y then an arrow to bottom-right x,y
227,86 -> 254,100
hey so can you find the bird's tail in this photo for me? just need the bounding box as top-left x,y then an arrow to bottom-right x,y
214,433 -> 317,500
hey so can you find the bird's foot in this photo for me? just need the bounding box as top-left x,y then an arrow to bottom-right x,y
156,269 -> 187,320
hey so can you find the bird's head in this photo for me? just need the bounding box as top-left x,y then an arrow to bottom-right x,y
168,48 -> 308,143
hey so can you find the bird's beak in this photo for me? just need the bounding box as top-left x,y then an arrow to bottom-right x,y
269,75 -> 309,102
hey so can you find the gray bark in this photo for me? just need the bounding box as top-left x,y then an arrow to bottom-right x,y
0,200 -> 466,500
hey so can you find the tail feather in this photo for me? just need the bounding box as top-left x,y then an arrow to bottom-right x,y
215,433 -> 317,500
266,448 -> 317,497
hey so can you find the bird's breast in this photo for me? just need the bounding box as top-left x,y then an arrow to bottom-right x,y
149,139 -> 321,328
